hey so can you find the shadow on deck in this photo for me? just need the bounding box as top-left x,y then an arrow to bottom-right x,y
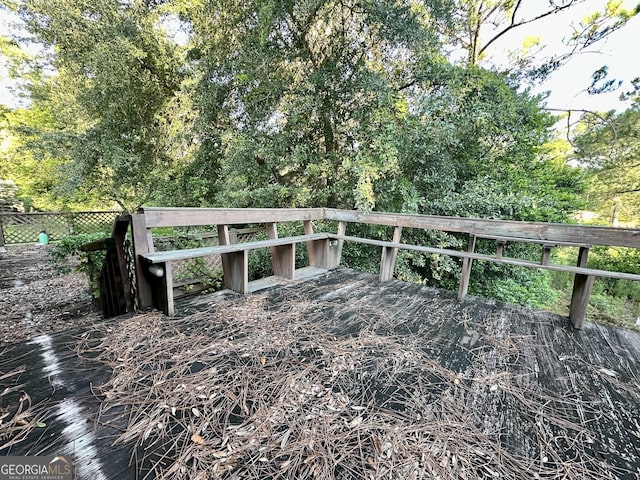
2,267 -> 640,479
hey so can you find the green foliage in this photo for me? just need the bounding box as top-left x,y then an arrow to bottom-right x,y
0,179 -> 20,210
572,102 -> 640,226
472,265 -> 558,308
247,222 -> 308,281
588,247 -> 640,303
50,232 -> 109,297
190,0 -> 443,210
1,105 -> 103,211
3,0 -> 187,211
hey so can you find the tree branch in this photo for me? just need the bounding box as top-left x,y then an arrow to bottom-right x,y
478,0 -> 580,59
544,107 -> 618,145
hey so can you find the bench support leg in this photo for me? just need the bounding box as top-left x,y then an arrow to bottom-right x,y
147,261 -> 175,317
266,222 -> 295,279
159,262 -> 175,317
379,226 -> 402,282
221,251 -> 248,294
272,244 -> 295,279
304,220 -> 344,269
458,234 -> 476,301
218,224 -> 248,293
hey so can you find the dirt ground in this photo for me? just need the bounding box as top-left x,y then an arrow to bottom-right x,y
0,244 -> 100,346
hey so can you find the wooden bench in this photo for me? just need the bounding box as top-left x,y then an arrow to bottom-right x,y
130,208 -> 344,316
140,233 -> 331,316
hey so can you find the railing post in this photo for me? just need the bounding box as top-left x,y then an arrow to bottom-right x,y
541,244 -> 554,266
131,213 -> 154,309
327,221 -> 346,269
457,234 -> 476,301
569,246 -> 594,329
379,226 -> 402,281
0,216 -> 5,248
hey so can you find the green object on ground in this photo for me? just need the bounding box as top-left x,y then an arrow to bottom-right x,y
38,231 -> 49,244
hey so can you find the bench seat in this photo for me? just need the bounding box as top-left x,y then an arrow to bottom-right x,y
140,233 -> 330,263
140,233 -> 332,316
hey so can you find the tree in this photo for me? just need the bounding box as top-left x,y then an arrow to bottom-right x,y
183,0 -> 585,216
186,0 -> 445,209
440,0 -> 639,76
3,0 -> 186,211
572,94 -> 640,226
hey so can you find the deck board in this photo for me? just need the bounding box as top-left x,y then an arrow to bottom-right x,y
0,330 -> 138,479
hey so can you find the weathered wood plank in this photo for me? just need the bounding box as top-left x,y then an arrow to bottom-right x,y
140,207 -> 325,228
112,215 -> 133,312
271,244 -> 295,279
141,234 -> 329,263
379,226 -> 402,282
457,234 -> 476,301
569,273 -> 595,329
326,221 -> 346,269
304,221 -> 343,269
160,262 -> 174,316
324,209 -> 640,248
303,221 -> 319,266
569,246 -> 593,329
131,213 -> 153,308
222,250 -> 248,294
476,234 -> 591,248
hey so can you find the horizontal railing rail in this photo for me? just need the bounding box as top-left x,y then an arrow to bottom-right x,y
324,209 -> 640,248
141,207 -> 325,228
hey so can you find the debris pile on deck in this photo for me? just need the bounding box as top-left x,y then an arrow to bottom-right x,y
78,276 -> 638,480
0,245 -> 99,345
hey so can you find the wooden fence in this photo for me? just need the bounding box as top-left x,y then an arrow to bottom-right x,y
0,211 -> 122,246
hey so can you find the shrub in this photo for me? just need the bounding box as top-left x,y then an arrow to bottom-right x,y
50,232 -> 109,297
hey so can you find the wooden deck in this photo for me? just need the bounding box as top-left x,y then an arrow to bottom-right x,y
0,331 -> 138,478
2,267 -> 640,478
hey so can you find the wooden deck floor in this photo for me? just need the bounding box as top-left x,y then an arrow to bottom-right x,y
2,267 -> 640,478
0,331 -> 138,478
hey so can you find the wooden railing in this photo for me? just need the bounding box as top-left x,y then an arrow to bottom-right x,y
125,207 -> 640,329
